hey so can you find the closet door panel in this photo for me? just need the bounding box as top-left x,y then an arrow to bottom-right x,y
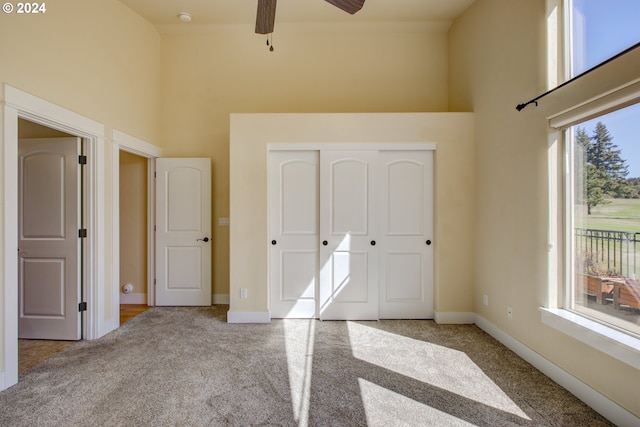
269,151 -> 319,318
319,151 -> 378,320
379,150 -> 434,319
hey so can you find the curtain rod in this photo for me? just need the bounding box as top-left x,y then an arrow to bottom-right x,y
515,41 -> 640,112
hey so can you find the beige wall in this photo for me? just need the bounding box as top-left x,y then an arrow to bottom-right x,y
159,22 -> 451,298
119,151 -> 147,298
449,0 -> 639,416
0,0 -> 160,377
229,113 -> 474,315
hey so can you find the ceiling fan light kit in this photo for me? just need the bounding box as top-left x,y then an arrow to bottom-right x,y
255,0 -> 365,51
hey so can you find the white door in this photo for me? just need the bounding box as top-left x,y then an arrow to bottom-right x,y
319,151 -> 378,320
269,151 -> 319,318
379,151 -> 434,318
18,138 -> 82,340
156,158 -> 212,306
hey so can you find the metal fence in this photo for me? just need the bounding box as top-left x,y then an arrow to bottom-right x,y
575,228 -> 640,278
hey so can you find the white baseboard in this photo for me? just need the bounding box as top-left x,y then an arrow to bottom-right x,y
213,294 -> 230,304
119,293 -> 146,304
434,311 -> 475,324
474,314 -> 639,427
227,310 -> 270,323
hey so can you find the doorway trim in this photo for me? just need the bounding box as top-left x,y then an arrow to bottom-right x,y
2,84 -> 106,390
112,130 -> 161,308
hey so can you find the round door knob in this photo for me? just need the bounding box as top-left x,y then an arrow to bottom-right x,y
322,240 -> 328,246
271,240 -> 277,245
426,240 -> 432,246
370,240 -> 376,246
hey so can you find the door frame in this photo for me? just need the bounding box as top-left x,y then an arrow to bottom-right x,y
112,130 -> 161,308
2,85 -> 106,390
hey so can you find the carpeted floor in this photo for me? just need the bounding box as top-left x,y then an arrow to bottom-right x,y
0,305 -> 614,426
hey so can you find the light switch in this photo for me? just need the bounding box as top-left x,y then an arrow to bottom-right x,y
218,217 -> 230,227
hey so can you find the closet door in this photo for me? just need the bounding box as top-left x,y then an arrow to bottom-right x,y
269,151 -> 319,318
319,151 -> 378,320
379,150 -> 434,318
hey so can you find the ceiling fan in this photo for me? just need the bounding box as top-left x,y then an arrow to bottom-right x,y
255,0 -> 366,35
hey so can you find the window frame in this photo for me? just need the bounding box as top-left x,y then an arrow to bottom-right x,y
540,0 -> 640,369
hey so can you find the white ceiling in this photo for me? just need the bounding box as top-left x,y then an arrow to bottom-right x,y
118,0 -> 476,27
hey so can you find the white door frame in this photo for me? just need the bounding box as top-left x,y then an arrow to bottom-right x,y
2,85 -> 106,390
112,130 -> 162,308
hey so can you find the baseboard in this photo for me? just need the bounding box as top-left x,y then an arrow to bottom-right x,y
119,293 -> 146,304
213,294 -> 230,304
474,314 -> 639,426
226,310 -> 270,323
434,311 -> 475,324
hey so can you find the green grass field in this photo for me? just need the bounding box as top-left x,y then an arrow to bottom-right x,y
583,198 -> 640,233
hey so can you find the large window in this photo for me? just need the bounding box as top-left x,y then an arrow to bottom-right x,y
566,104 -> 640,337
562,0 -> 640,339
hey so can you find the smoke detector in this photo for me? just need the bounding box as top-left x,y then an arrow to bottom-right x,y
178,12 -> 192,23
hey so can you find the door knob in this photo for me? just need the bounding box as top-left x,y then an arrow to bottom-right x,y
271,240 -> 277,245
197,237 -> 210,242
322,240 -> 328,246
426,240 -> 432,246
370,240 -> 376,246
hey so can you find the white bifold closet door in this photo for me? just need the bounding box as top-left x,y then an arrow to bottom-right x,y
269,151 -> 319,318
378,150 -> 434,319
318,150 -> 378,320
269,148 -> 433,320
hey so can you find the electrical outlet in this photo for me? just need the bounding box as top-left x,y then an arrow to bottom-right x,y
240,288 -> 248,299
507,305 -> 513,319
483,294 -> 489,306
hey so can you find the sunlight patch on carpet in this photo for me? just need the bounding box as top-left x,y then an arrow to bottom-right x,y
358,379 -> 477,426
347,322 -> 531,420
283,319 -> 316,426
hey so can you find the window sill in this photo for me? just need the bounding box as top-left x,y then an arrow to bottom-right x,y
540,308 -> 640,370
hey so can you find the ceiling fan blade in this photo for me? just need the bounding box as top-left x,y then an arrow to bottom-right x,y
324,0 -> 365,15
255,0 -> 277,34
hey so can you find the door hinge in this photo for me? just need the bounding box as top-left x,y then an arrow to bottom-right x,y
79,229 -> 87,238
154,278 -> 157,286
154,225 -> 157,232
78,302 -> 87,312
78,155 -> 87,165
154,171 -> 157,178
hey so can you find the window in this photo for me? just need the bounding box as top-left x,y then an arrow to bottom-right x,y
566,104 -> 640,337
567,0 -> 640,77
541,0 -> 640,366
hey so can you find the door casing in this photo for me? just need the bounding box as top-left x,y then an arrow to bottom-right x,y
2,85 -> 108,390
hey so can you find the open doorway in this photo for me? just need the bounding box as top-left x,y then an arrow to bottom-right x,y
16,119 -> 84,373
119,150 -> 150,321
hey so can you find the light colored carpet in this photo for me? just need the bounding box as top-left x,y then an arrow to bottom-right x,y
0,305 -> 613,426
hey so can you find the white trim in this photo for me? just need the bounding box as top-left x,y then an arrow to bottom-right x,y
113,130 -> 162,158
2,104 -> 19,390
111,141 -> 121,330
475,314 -> 639,426
213,294 -> 230,304
227,311 -> 271,323
540,308 -> 640,370
267,143 -> 437,151
4,86 -> 104,136
433,311 -> 475,324
147,158 -> 156,306
119,293 -> 147,305
549,78 -> 640,129
2,84 -> 107,391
